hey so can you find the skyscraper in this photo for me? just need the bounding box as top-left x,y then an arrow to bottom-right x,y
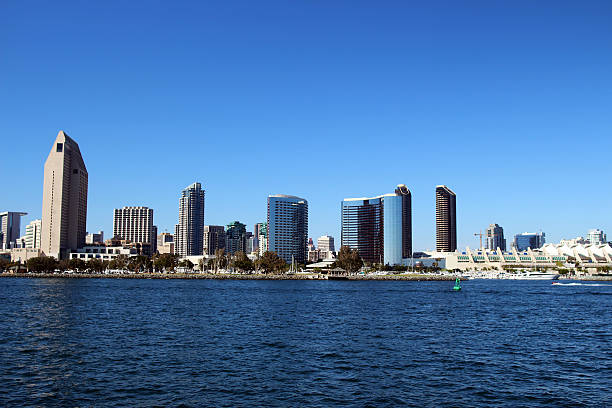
256,222 -> 268,256
435,185 -> 456,252
486,224 -> 506,251
341,184 -> 412,265
0,212 -> 27,250
203,225 -> 226,255
174,182 -> 205,257
268,195 -> 308,264
41,131 -> 88,259
113,207 -> 155,245
225,221 -> 247,255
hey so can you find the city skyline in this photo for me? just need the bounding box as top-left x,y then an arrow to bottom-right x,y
2,2 -> 611,250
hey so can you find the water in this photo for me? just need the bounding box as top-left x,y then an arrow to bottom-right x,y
1,278 -> 611,407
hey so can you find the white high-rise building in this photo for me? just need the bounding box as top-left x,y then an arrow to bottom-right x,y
41,131 -> 88,259
587,229 -> 607,245
24,219 -> 42,249
317,235 -> 335,252
113,207 -> 154,244
175,182 -> 205,257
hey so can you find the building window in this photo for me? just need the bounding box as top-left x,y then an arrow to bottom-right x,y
56,143 -> 63,152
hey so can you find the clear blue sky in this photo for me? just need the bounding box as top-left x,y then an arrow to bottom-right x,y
1,1 -> 611,250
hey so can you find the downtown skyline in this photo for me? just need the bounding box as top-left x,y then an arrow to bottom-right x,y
2,2 -> 611,250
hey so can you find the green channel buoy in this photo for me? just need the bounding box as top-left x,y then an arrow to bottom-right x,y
453,278 -> 461,291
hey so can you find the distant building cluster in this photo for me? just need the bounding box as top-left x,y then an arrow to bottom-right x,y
1,130 -> 610,272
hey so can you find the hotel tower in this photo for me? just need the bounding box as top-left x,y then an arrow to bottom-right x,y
41,131 -> 88,260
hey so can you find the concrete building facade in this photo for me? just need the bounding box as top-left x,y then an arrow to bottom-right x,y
41,131 -> 88,259
113,207 -> 155,245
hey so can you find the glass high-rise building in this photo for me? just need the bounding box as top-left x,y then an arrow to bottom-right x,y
225,221 -> 247,255
341,184 -> 412,265
174,182 -> 205,257
514,232 -> 545,251
267,195 -> 308,264
436,185 -> 456,252
486,223 -> 506,251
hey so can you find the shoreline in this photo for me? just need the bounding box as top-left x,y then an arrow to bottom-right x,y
0,272 -> 456,281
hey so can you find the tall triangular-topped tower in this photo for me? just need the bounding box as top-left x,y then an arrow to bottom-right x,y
41,131 -> 88,259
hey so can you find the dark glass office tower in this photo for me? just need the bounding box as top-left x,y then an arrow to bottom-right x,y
436,185 -> 456,252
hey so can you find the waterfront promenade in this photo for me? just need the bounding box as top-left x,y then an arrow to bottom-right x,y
0,272 -> 455,281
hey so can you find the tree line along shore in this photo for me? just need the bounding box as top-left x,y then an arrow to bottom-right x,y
0,272 -> 455,281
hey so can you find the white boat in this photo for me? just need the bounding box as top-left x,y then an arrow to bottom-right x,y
509,271 -> 559,280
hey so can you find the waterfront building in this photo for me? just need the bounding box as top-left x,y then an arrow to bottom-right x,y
113,207 -> 155,255
9,248 -> 43,263
268,195 -> 308,264
174,182 -> 205,257
225,221 -> 247,255
486,224 -> 506,251
69,245 -> 138,261
587,229 -> 607,245
436,185 -> 456,252
317,235 -> 335,252
203,225 -> 225,255
257,222 -> 268,256
85,231 -> 104,245
341,185 -> 411,265
41,131 -> 88,260
514,232 -> 545,251
24,219 -> 42,249
0,212 -> 27,250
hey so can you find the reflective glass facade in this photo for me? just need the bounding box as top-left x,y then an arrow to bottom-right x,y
268,195 -> 308,264
341,185 -> 412,265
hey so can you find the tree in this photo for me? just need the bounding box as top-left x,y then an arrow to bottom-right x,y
178,259 -> 194,270
335,246 -> 363,274
129,255 -> 151,272
256,251 -> 287,274
108,254 -> 129,270
87,258 -> 106,273
213,248 -> 228,272
26,256 -> 58,273
68,258 -> 87,273
232,251 -> 254,272
0,258 -> 11,272
153,253 -> 179,272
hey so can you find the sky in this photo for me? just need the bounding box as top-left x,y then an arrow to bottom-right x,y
1,0 -> 611,251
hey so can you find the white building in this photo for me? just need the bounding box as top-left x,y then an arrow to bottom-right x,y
113,207 -> 154,245
85,231 -> 104,244
24,219 -> 42,249
587,229 -> 607,245
317,235 -> 335,252
69,246 -> 137,261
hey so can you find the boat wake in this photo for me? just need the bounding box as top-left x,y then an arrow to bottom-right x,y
552,282 -> 612,287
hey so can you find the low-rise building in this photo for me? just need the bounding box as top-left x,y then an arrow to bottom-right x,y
69,245 -> 138,261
